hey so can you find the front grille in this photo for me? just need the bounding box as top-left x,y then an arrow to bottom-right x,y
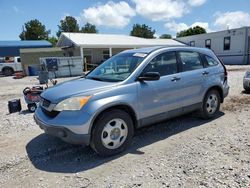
42,107 -> 60,118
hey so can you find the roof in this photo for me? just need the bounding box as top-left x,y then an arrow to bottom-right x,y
0,40 -> 52,47
122,46 -> 213,55
57,33 -> 185,48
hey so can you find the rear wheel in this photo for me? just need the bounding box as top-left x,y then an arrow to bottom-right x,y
3,68 -> 14,76
90,109 -> 134,156
200,89 -> 221,119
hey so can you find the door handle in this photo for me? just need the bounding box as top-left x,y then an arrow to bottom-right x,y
202,71 -> 209,75
171,77 -> 181,81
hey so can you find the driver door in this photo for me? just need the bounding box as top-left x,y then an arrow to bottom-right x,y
137,51 -> 183,126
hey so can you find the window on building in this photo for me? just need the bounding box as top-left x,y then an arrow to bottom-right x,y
205,39 -> 211,49
224,37 -> 231,50
102,50 -> 110,60
142,52 -> 178,77
190,41 -> 195,47
68,51 -> 74,57
179,51 -> 203,72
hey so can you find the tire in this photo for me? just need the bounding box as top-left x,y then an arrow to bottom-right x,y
90,109 -> 134,156
28,104 -> 37,113
200,89 -> 221,119
3,68 -> 14,76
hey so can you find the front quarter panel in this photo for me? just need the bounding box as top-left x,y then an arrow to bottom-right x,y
84,82 -> 139,133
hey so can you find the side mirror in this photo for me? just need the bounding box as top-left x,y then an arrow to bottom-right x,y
137,72 -> 160,81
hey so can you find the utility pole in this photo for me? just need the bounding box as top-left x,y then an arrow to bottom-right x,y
22,25 -> 26,40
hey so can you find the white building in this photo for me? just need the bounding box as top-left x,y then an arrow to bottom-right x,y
176,27 -> 250,65
57,33 -> 185,67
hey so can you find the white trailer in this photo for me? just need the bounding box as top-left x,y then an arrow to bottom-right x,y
176,27 -> 250,65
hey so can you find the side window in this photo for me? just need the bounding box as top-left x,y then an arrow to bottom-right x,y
205,55 -> 219,66
179,51 -> 203,72
0,57 -> 4,63
142,52 -> 178,77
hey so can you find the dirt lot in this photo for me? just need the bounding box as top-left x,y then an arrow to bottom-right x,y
0,66 -> 250,188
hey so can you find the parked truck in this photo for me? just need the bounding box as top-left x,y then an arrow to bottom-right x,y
0,56 -> 23,76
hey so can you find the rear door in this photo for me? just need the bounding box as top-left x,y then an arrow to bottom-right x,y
176,51 -> 205,108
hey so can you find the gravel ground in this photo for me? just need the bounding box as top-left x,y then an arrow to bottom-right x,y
0,66 -> 250,188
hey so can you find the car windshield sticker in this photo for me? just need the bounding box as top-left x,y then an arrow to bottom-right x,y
133,53 -> 148,58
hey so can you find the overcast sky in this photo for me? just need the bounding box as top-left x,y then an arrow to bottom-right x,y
1,0 -> 250,40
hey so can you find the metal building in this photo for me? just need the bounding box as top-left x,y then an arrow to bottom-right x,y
0,40 -> 52,57
57,33 -> 185,67
175,27 -> 250,65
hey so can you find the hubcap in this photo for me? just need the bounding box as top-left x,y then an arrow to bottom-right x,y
206,94 -> 218,114
101,118 -> 128,150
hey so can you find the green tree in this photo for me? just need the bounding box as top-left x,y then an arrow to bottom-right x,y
130,24 -> 155,39
19,19 -> 50,40
57,16 -> 80,37
47,36 -> 58,47
177,26 -> 206,38
159,34 -> 172,39
80,23 -> 98,33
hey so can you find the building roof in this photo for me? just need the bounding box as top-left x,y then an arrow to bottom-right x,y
0,40 -> 52,48
57,33 -> 185,48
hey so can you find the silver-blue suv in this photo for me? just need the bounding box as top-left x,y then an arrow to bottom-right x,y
34,46 -> 229,156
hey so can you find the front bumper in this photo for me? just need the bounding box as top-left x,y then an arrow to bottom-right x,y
34,109 -> 91,145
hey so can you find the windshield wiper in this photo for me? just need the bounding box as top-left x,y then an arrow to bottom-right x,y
87,76 -> 104,81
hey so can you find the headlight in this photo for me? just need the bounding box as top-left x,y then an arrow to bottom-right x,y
54,96 -> 91,111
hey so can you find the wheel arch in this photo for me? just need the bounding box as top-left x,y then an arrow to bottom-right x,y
2,66 -> 14,75
2,66 -> 14,72
204,85 -> 224,103
89,103 -> 138,135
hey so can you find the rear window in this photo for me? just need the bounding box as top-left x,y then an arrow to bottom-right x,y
205,55 -> 219,67
179,51 -> 203,72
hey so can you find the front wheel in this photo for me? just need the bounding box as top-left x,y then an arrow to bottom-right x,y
200,89 -> 221,119
90,109 -> 134,156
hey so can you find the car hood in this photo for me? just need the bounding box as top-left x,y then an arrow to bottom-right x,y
41,78 -> 117,103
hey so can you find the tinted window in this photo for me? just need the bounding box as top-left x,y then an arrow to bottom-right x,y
142,52 -> 178,77
224,37 -> 230,50
179,51 -> 203,71
205,55 -> 219,66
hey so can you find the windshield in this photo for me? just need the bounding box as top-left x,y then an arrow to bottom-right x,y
86,52 -> 147,82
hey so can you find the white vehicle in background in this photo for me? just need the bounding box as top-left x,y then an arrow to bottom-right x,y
0,56 -> 23,76
243,70 -> 250,92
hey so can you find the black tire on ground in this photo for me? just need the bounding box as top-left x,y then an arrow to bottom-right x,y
199,89 -> 221,119
3,68 -> 14,76
28,104 -> 37,113
90,109 -> 134,157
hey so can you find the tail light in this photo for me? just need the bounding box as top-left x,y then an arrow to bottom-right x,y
219,58 -> 228,82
